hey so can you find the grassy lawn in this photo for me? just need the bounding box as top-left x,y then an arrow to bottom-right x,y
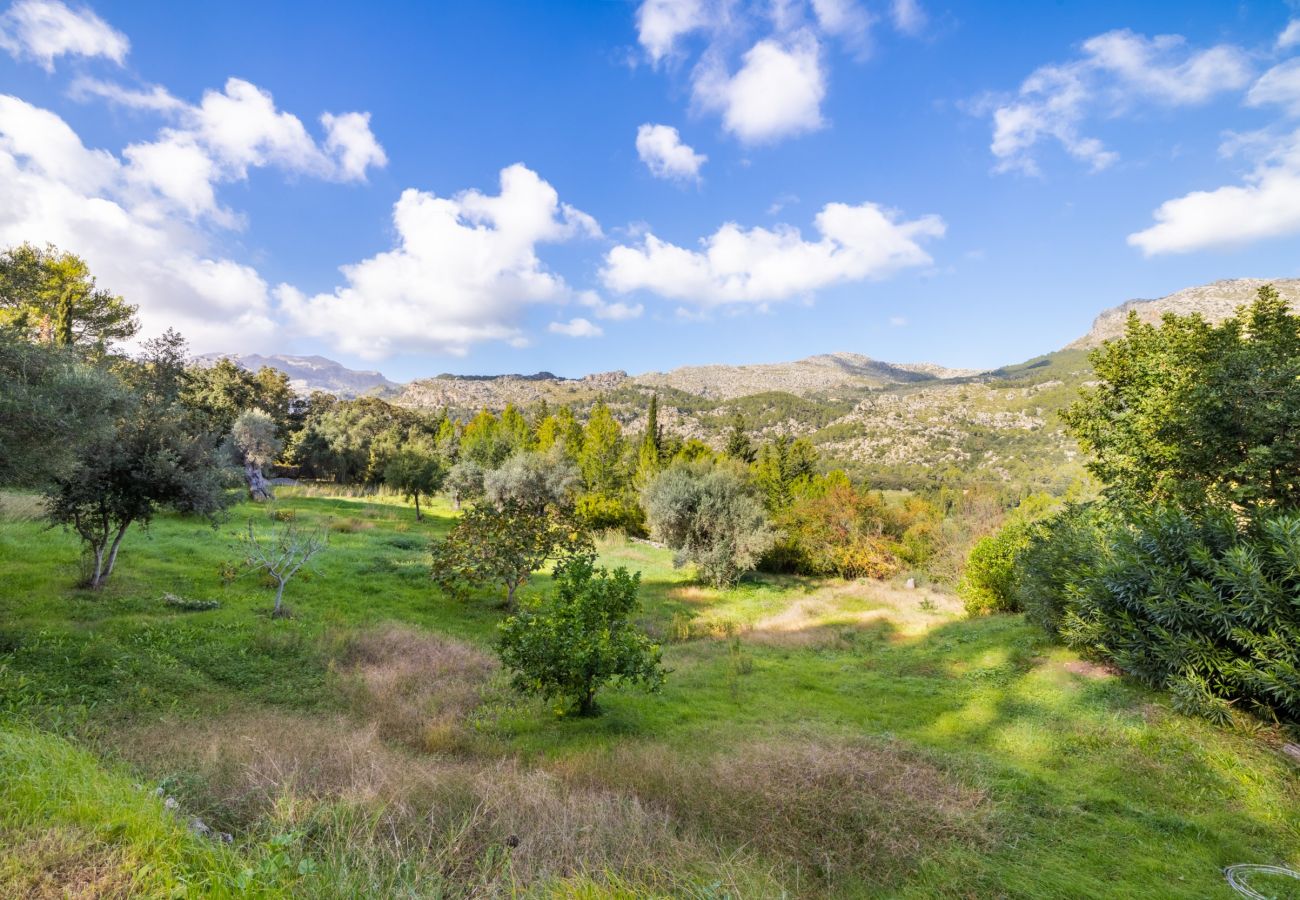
1,488 -> 1297,897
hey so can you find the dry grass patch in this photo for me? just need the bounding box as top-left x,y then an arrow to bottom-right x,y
117,709 -> 773,896
333,623 -> 497,752
556,737 -> 991,889
749,581 -> 961,646
0,827 -> 137,899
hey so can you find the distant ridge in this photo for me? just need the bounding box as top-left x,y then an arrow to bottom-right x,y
194,353 -> 399,398
1069,278 -> 1300,349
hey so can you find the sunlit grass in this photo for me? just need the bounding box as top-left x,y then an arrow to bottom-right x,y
1,488 -> 1298,897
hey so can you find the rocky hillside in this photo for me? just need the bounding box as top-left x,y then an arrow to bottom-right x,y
1068,278 -> 1300,348
635,352 -> 981,400
194,353 -> 399,398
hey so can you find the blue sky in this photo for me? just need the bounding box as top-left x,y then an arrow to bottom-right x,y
2,0 -> 1299,379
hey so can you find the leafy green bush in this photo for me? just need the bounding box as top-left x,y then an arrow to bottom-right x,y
497,554 -> 665,716
1059,507 -> 1300,725
958,519 -> 1034,615
1011,503 -> 1105,636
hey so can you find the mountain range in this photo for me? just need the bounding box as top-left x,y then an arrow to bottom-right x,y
201,278 -> 1290,491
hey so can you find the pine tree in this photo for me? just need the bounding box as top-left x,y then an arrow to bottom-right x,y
724,410 -> 755,463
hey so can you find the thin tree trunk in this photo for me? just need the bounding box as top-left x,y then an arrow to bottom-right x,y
273,579 -> 287,617
414,492 -> 422,521
89,541 -> 106,589
100,522 -> 130,587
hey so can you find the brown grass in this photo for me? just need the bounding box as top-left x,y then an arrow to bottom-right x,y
556,737 -> 991,887
332,624 -> 497,752
116,709 -> 773,896
0,828 -> 137,899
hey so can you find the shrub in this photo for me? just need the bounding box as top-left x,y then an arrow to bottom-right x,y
958,519 -> 1034,615
642,463 -> 773,588
1058,506 -> 1300,725
497,554 -> 665,716
574,491 -> 645,534
771,481 -> 903,579
1012,503 -> 1105,635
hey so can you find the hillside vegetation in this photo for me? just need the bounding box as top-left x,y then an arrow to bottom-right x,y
3,490 -> 1298,898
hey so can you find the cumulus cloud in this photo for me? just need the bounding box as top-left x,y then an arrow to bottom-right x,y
0,0 -> 388,354
693,31 -> 826,143
634,1 -> 917,146
1247,59 -> 1300,116
280,164 -> 601,358
1128,129 -> 1300,255
636,123 -> 706,182
548,317 -> 603,338
985,29 -> 1252,174
636,0 -> 708,64
0,94 -> 277,350
0,0 -> 127,70
578,290 -> 643,321
1279,20 -> 1300,51
601,200 -> 944,305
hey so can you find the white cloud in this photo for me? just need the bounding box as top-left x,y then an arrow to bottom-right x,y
1279,20 -> 1300,51
636,0 -> 707,64
889,315 -> 907,326
0,0 -> 127,70
281,164 -> 601,359
1128,129 -> 1300,255
693,31 -> 826,143
0,94 -> 277,351
986,30 -> 1251,174
810,0 -> 872,53
68,76 -> 184,112
601,200 -> 944,305
636,123 -> 706,182
1247,59 -> 1300,116
548,317 -> 603,338
87,77 -> 387,225
578,290 -> 643,321
890,0 -> 926,36
322,111 -> 387,180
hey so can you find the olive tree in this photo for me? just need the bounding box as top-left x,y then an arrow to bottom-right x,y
46,410 -> 229,588
643,463 -> 774,587
231,409 -> 282,502
381,431 -> 446,520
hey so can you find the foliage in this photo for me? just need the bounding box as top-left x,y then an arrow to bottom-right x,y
183,358 -> 293,437
430,498 -> 594,607
958,493 -> 1058,615
723,410 -> 755,463
643,463 -> 774,587
1057,506 -> 1300,725
377,429 -> 445,520
753,435 -> 818,511
445,459 -> 485,508
497,553 -> 665,715
483,449 -> 578,515
45,405 -> 230,588
1012,503 -> 1106,636
1064,286 -> 1300,511
577,401 -> 625,496
231,409 -> 283,470
0,331 -> 124,486
771,479 -> 903,579
0,243 -> 139,352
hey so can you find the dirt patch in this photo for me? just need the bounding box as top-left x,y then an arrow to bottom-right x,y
0,828 -> 136,899
333,624 -> 496,752
1061,658 -> 1117,680
556,736 -> 991,887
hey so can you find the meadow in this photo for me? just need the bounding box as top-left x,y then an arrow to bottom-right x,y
1,488 -> 1298,898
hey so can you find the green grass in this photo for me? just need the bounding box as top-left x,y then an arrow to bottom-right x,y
1,487 -> 1298,898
